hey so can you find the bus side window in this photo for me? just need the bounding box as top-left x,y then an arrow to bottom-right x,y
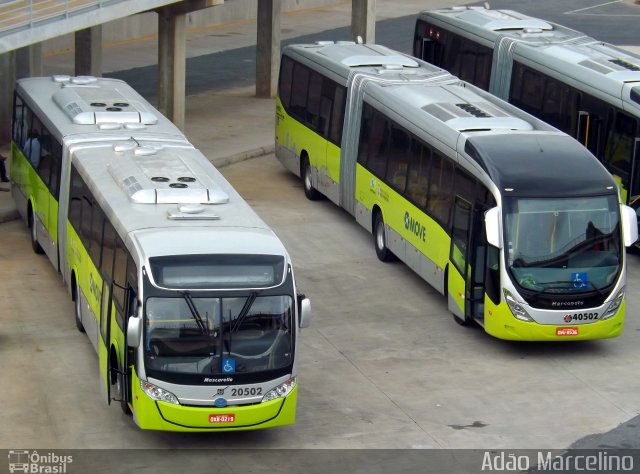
473,42 -> 493,91
385,125 -> 411,193
442,31 -> 462,77
68,166 -> 83,232
278,56 -> 294,110
113,239 -> 128,313
328,85 -> 346,146
604,111 -> 636,176
290,63 -> 310,121
366,110 -> 390,179
405,139 -> 430,209
428,151 -> 454,227
519,69 -> 544,115
80,195 -> 93,250
12,94 -> 27,147
357,103 -> 373,166
89,203 -> 104,267
414,19 -> 428,59
318,76 -> 334,138
306,72 -> 322,131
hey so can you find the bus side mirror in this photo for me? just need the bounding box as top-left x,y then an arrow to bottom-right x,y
621,204 -> 638,247
127,316 -> 142,348
485,207 -> 503,249
298,294 -> 312,328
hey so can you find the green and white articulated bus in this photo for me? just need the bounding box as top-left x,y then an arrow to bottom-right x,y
275,42 -> 638,341
412,6 -> 640,214
10,75 -> 310,431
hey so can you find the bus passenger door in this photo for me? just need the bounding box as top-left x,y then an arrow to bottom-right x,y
99,280 -> 114,405
448,198 -> 487,325
448,197 -> 471,324
631,138 -> 640,203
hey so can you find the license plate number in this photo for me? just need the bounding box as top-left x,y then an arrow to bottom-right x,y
209,414 -> 235,423
556,327 -> 579,336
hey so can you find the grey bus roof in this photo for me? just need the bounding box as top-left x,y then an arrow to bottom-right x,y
71,142 -> 287,260
450,7 -> 554,32
283,42 -> 441,81
16,76 -> 185,143
421,7 -> 640,109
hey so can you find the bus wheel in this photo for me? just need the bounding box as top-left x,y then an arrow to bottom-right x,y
74,281 -> 85,333
113,363 -> 132,415
302,156 -> 321,201
28,207 -> 44,254
373,212 -> 396,262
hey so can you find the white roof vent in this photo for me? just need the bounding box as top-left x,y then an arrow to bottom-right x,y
52,75 -> 71,83
167,204 -> 221,220
99,123 -> 122,130
342,54 -> 418,68
71,76 -> 98,85
108,147 -> 229,205
53,85 -> 158,126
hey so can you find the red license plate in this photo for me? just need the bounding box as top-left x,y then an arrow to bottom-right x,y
556,327 -> 579,336
209,414 -> 236,423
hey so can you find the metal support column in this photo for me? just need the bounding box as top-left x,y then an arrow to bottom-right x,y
75,26 -> 103,77
0,51 -> 17,144
256,0 -> 281,98
158,9 -> 186,130
351,0 -> 376,44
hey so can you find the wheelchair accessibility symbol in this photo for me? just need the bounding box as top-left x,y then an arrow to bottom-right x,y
222,358 -> 236,373
571,272 -> 588,289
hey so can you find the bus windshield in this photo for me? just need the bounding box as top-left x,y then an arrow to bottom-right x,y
504,195 -> 621,294
144,294 -> 293,375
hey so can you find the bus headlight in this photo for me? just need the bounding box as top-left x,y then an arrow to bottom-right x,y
261,377 -> 296,403
141,381 -> 179,404
504,289 -> 534,322
602,288 -> 624,320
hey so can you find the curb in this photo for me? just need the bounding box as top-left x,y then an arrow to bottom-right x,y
211,144 -> 275,169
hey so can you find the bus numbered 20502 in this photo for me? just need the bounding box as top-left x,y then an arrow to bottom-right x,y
10,75 -> 311,432
275,42 -> 638,341
412,6 -> 640,220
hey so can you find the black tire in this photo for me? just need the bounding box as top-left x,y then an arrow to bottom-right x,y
302,156 -> 321,201
373,212 -> 396,262
29,207 -> 44,254
74,281 -> 85,332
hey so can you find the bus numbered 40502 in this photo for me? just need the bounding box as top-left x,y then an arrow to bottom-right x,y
275,42 -> 637,341
10,75 -> 311,431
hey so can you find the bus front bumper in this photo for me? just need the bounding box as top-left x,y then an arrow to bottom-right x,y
484,302 -> 625,341
130,370 -> 298,432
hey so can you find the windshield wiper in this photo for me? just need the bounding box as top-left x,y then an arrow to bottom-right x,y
232,292 -> 257,333
179,290 -> 207,334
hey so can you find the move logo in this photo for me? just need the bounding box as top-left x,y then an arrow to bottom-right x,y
404,211 -> 426,242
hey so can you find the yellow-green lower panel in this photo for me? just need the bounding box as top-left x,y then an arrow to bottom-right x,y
131,370 -> 297,432
484,299 -> 625,341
